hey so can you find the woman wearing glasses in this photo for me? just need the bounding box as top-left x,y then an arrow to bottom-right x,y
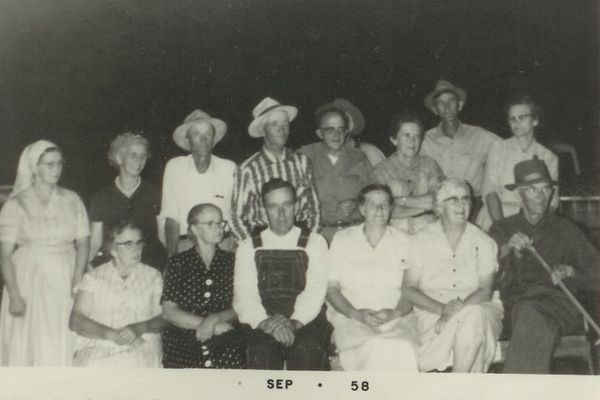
0,140 -> 90,366
402,179 -> 502,373
477,94 -> 559,231
161,204 -> 245,368
299,103 -> 374,244
88,132 -> 166,271
69,219 -> 164,367
374,111 -> 444,234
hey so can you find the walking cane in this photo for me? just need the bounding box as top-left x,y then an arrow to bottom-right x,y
525,244 -> 600,346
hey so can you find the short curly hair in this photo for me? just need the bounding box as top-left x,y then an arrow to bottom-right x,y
107,132 -> 150,169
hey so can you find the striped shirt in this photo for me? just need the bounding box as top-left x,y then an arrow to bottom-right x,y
230,147 -> 320,241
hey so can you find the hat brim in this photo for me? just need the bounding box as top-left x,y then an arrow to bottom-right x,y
328,98 -> 365,137
505,177 -> 559,191
173,118 -> 227,151
248,105 -> 298,138
424,87 -> 467,113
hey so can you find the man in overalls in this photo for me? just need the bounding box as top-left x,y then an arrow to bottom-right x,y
233,178 -> 331,370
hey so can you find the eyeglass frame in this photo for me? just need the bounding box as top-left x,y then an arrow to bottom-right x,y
114,239 -> 146,250
193,220 -> 229,229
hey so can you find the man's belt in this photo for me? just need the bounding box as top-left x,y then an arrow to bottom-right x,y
321,219 -> 363,229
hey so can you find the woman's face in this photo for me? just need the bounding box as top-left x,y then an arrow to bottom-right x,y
438,184 -> 471,226
111,227 -> 144,268
35,150 -> 63,186
391,122 -> 422,158
508,104 -> 538,138
359,190 -> 391,228
191,207 -> 225,245
118,142 -> 148,178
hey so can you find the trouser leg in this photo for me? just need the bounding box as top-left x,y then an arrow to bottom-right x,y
503,300 -> 561,374
246,329 -> 284,370
286,317 -> 332,371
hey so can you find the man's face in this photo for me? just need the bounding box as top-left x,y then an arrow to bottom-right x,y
264,187 -> 295,235
316,112 -> 348,152
186,121 -> 215,156
359,190 -> 391,228
433,92 -> 463,122
263,110 -> 290,150
518,181 -> 553,217
437,183 -> 471,226
508,104 -> 538,138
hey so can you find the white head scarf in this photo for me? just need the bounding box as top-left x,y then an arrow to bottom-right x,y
11,140 -> 60,198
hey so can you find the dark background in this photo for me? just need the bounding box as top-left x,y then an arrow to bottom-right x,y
1,0 -> 598,202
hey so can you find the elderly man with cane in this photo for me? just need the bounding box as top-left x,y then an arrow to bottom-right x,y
489,157 -> 600,374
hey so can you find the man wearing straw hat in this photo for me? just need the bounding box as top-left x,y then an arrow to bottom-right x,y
230,97 -> 320,242
421,80 -> 499,217
161,109 -> 236,257
488,157 -> 600,374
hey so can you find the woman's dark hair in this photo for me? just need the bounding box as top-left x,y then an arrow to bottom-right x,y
357,183 -> 394,206
504,93 -> 542,120
261,178 -> 296,204
388,111 -> 424,140
314,106 -> 350,129
104,219 -> 144,251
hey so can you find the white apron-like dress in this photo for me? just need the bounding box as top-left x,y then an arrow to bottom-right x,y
0,187 -> 89,366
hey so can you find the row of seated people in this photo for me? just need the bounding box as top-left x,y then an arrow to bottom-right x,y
2,144 -> 597,372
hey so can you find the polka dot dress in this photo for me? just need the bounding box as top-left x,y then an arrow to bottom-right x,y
161,248 -> 246,368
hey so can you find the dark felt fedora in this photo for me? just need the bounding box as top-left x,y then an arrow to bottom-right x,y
505,157 -> 559,191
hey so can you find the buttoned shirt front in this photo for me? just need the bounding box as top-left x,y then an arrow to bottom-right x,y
299,142 -> 374,225
230,148 -> 320,241
328,224 -> 411,312
160,154 -> 236,235
420,123 -> 499,196
409,220 -> 498,304
233,226 -> 329,328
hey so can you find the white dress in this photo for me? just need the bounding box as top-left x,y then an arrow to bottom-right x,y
73,261 -> 163,367
409,221 -> 503,372
0,187 -> 90,366
328,225 -> 419,371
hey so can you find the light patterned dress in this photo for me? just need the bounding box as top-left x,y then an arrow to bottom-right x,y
374,153 -> 444,234
409,220 -> 503,372
73,261 -> 163,367
328,225 -> 418,371
0,186 -> 89,366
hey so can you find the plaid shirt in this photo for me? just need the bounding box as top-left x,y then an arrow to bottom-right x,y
230,148 -> 320,241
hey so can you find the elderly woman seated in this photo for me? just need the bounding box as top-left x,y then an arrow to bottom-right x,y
161,204 -> 245,368
69,220 -> 165,367
402,178 -> 503,373
326,184 -> 419,371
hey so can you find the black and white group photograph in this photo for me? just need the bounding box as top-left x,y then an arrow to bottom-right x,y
0,0 -> 599,398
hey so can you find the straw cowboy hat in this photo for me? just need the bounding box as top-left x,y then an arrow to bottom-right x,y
173,109 -> 227,151
505,157 -> 559,191
248,97 -> 298,138
315,98 -> 366,137
424,79 -> 467,113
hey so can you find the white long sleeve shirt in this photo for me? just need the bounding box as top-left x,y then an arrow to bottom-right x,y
233,226 -> 329,328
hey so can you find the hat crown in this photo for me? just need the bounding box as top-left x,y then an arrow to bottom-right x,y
183,109 -> 212,124
252,97 -> 282,119
434,79 -> 456,92
513,157 -> 551,184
